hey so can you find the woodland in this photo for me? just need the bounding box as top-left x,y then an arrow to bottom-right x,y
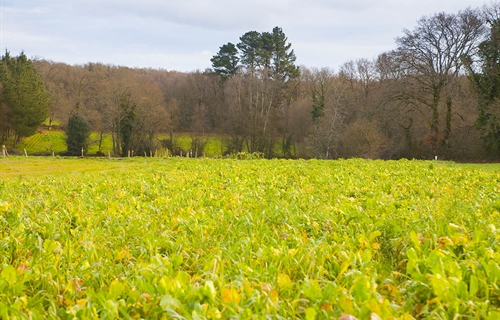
1,4 -> 500,161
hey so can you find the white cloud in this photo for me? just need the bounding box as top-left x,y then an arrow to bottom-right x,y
0,0 -> 486,71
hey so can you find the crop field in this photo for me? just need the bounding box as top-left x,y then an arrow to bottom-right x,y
0,157 -> 500,319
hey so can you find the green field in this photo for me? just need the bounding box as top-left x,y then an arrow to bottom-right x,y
0,157 -> 500,319
5,130 -> 294,158
5,130 -> 227,157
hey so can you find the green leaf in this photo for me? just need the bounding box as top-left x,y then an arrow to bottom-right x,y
406,248 -> 418,261
1,265 -> 17,285
469,275 -> 479,298
277,273 -> 293,289
109,279 -> 125,299
305,307 -> 317,320
160,295 -> 179,310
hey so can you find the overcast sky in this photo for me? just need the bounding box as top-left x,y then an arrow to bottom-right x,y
1,0 -> 485,72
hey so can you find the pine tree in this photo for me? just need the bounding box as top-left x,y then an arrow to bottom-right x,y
270,27 -> 300,82
237,31 -> 262,74
210,43 -> 239,79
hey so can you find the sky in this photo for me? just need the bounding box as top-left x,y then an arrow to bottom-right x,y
0,0 -> 486,72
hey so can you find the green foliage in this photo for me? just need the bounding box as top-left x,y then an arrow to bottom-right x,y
270,27 -> 300,81
210,42 -> 239,79
0,51 -> 52,144
214,27 -> 300,81
237,31 -> 262,71
66,113 -> 91,156
311,82 -> 326,123
119,98 -> 137,157
467,19 -> 500,158
227,151 -> 264,159
0,158 -> 499,318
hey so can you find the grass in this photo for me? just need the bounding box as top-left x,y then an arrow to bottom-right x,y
0,157 -> 499,318
5,131 -> 228,157
4,127 -> 299,158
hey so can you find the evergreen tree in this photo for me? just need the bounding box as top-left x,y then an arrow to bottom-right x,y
234,27 -> 299,81
0,51 -> 52,144
210,42 -> 239,79
66,112 -> 91,156
237,31 -> 262,74
467,18 -> 500,158
270,27 -> 300,81
258,31 -> 274,72
119,99 -> 137,157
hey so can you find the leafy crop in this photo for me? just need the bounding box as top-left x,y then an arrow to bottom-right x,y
0,158 -> 499,319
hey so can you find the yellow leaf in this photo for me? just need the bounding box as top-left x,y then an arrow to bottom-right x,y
64,298 -> 73,307
76,298 -> 87,306
117,247 -> 131,260
336,260 -> 351,280
221,288 -> 241,305
269,289 -> 279,302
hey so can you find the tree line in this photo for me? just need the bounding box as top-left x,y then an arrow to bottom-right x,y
1,3 -> 500,160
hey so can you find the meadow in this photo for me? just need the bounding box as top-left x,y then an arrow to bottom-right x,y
0,157 -> 499,319
6,130 -> 226,158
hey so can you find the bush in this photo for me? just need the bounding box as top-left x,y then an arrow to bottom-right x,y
66,113 -> 91,156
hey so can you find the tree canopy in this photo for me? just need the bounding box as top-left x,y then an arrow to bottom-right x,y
0,51 -> 52,145
466,4 -> 500,157
211,27 -> 300,82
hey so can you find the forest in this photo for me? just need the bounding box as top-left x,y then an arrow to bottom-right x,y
1,4 -> 500,161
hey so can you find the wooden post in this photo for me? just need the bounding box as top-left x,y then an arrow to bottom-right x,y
128,150 -> 131,158
52,149 -> 55,157
24,149 -> 28,157
81,147 -> 84,157
108,151 -> 111,159
2,145 -> 7,157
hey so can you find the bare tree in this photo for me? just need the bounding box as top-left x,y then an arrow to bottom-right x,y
393,8 -> 485,156
305,68 -> 347,159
